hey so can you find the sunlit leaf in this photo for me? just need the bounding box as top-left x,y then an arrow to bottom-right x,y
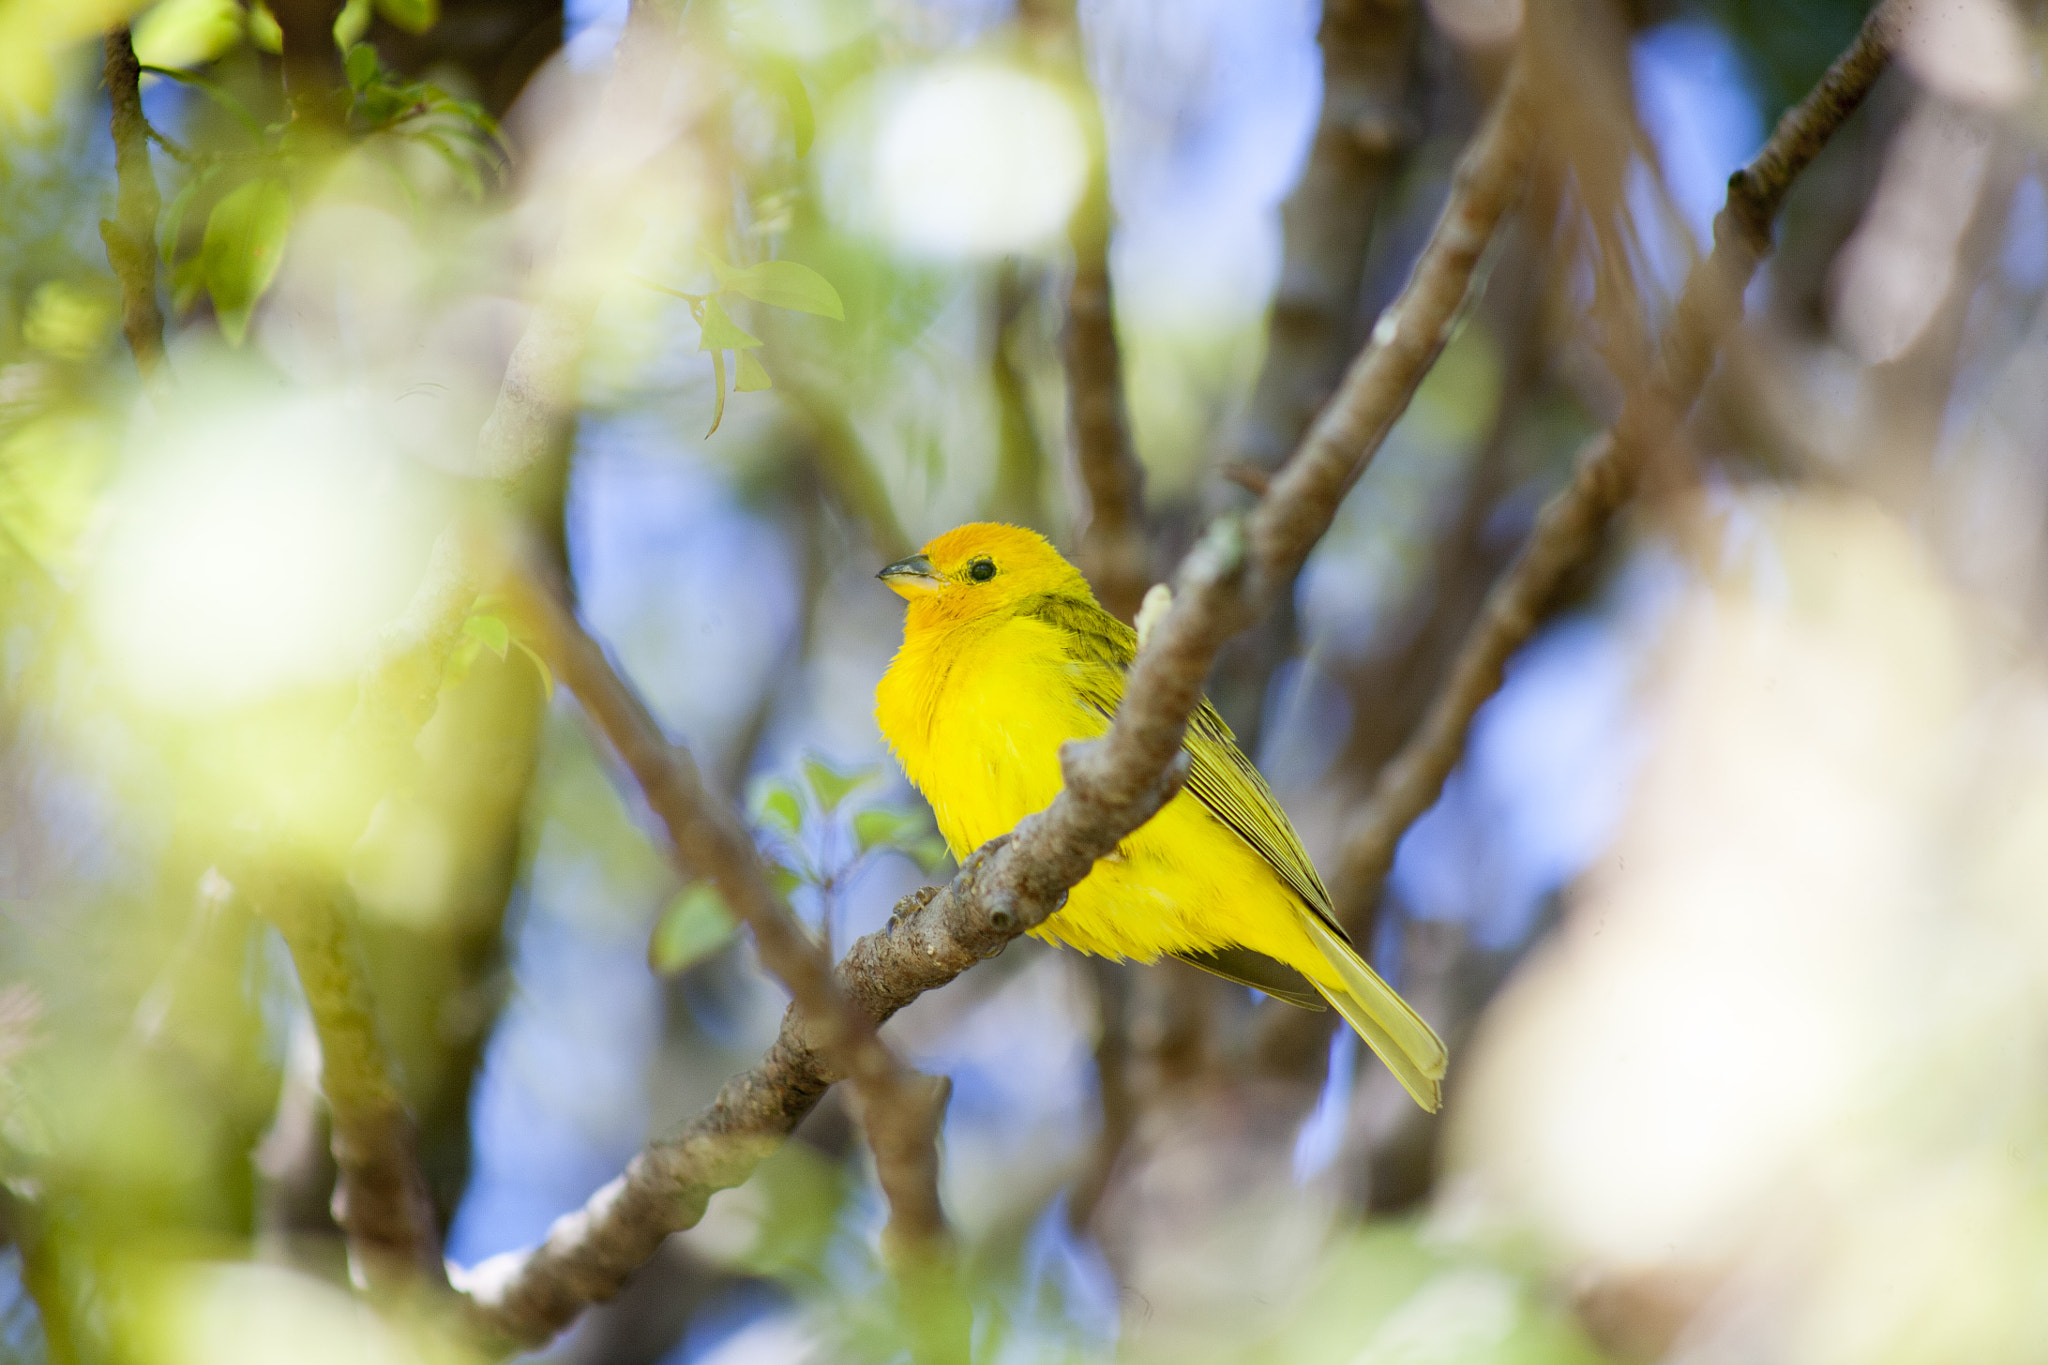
249,1 -> 285,53
802,755 -> 874,812
648,883 -> 737,975
463,612 -> 510,660
133,0 -> 244,71
734,349 -> 772,392
201,178 -> 291,345
712,258 -> 845,321
852,805 -> 923,856
751,777 -> 803,836
332,0 -> 372,49
697,295 -> 763,351
374,0 -> 438,34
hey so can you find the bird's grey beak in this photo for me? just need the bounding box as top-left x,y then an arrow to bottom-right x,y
878,553 -> 947,598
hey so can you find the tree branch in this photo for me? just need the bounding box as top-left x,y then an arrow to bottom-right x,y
1331,10 -> 1894,922
240,869 -> 446,1291
453,49 -> 1541,1349
99,26 -> 167,390
1023,0 -> 1150,621
497,558 -> 963,1356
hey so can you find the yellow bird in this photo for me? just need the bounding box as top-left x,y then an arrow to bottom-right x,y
874,523 -> 1447,1111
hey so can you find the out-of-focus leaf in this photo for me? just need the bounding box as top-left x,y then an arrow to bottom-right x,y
249,1 -> 285,52
752,777 -> 804,836
802,755 -> 874,812
463,612 -> 510,659
735,1142 -> 851,1279
649,883 -> 737,975
201,177 -> 291,345
734,349 -> 772,392
133,0 -> 244,71
22,281 -> 113,361
852,805 -> 924,856
332,0 -> 372,49
743,55 -> 815,157
909,835 -> 952,876
764,861 -> 802,897
697,295 -> 763,351
706,347 -> 728,437
711,257 -> 845,321
374,0 -> 438,35
158,162 -> 224,262
344,42 -> 378,93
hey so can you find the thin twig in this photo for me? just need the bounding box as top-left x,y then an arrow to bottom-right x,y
1331,10 -> 1894,921
453,50 -> 1542,1349
100,27 -> 167,390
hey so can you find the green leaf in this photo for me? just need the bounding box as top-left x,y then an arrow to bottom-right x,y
696,296 -> 762,351
249,1 -> 284,53
764,861 -> 803,897
852,806 -> 923,856
751,778 -> 803,837
734,349 -> 772,392
648,883 -> 737,975
705,347 -> 728,438
746,56 -> 814,158
201,178 -> 292,345
344,42 -> 379,93
714,259 -> 844,321
332,0 -> 372,48
801,756 -> 874,813
374,0 -> 438,34
158,162 -> 222,262
463,612 -> 510,659
133,0 -> 244,71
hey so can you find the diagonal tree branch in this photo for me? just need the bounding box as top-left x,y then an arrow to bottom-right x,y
1330,9 -> 1895,931
453,49 -> 1542,1351
99,26 -> 167,391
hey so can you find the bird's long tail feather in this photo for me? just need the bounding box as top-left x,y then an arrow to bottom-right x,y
1297,910 -> 1448,1113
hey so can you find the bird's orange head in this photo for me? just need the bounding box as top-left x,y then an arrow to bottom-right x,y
877,523 -> 1094,628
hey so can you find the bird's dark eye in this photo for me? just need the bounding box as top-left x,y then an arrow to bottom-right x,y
967,558 -> 997,583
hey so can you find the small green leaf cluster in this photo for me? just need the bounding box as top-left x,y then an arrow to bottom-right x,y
445,596 -> 554,696
646,752 -> 948,977
634,253 -> 845,437
146,25 -> 499,346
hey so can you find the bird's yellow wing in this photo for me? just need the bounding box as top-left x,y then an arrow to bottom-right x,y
1021,590 -> 1449,1111
1020,592 -> 1340,928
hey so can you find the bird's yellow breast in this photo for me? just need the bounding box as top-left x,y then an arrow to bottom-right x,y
874,609 -> 1338,984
